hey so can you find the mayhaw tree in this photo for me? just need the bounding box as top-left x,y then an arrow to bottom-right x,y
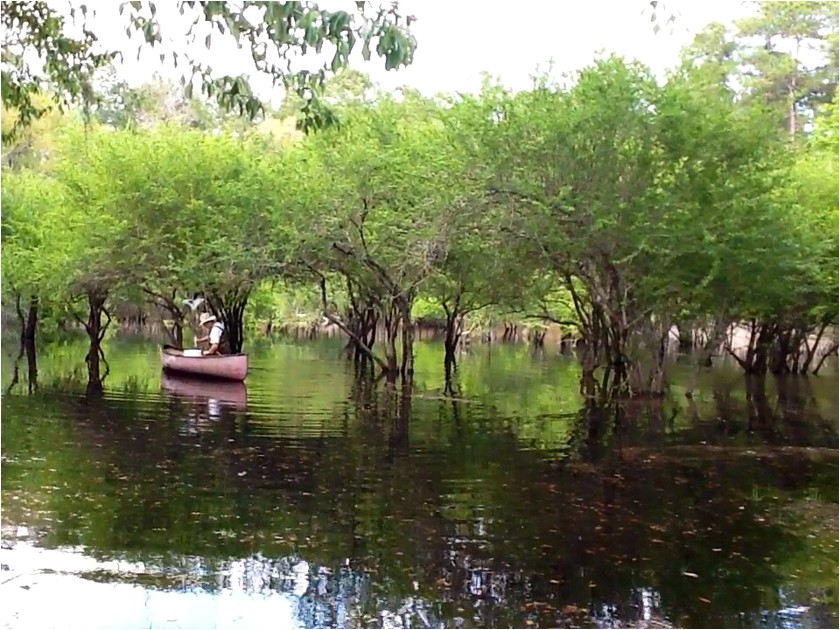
1,0 -> 417,140
294,96 -> 470,382
0,169 -> 68,391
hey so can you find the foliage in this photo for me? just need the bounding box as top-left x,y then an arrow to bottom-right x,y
1,0 -> 417,140
1,0 -> 115,141
682,2 -> 839,138
2,9 -> 837,388
0,169 -> 68,309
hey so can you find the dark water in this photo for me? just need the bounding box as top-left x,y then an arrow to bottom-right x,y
1,337 -> 837,629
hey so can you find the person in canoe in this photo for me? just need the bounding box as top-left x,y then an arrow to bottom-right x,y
194,313 -> 230,356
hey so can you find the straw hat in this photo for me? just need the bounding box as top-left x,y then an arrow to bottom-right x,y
198,313 -> 217,326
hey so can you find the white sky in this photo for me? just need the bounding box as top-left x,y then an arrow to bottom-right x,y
80,0 -> 758,103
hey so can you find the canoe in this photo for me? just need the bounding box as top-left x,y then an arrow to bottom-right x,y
160,345 -> 248,381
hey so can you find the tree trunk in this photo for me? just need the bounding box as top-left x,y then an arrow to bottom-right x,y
142,288 -> 185,347
318,276 -> 390,373
25,340 -> 38,393
676,325 -> 692,353
813,342 -> 838,375
398,296 -> 415,380
346,304 -> 379,364
726,320 -> 773,374
751,323 -> 773,375
24,295 -> 38,345
769,327 -> 793,375
531,329 -> 547,349
382,304 -> 400,382
800,321 -> 829,374
6,339 -> 24,394
442,299 -> 462,373
14,292 -> 38,347
23,296 -> 38,392
207,289 -> 249,353
77,290 -> 111,395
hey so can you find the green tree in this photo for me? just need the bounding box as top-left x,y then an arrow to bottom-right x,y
736,1 -> 838,138
1,1 -> 416,140
293,96 -> 471,380
0,169 -> 67,373
474,57 -> 792,397
683,2 -> 839,140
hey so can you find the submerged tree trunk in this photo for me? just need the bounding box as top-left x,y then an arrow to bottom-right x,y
344,297 -> 379,365
9,292 -> 40,394
14,292 -> 38,347
568,278 -> 602,400
25,340 -> 38,393
6,340 -> 25,394
318,276 -> 390,374
75,289 -> 111,395
676,325 -> 693,353
442,298 -> 463,374
24,295 -> 37,346
142,288 -> 186,347
530,328 -> 547,349
726,320 -> 774,375
685,317 -> 729,398
768,326 -> 794,375
398,296 -> 415,380
800,320 -> 830,374
381,303 -> 400,382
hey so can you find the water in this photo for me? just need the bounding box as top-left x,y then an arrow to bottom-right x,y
1,336 -> 837,629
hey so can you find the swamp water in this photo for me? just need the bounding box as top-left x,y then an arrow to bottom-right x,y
1,337 -> 837,629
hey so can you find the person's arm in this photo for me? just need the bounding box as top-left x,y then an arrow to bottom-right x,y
203,342 -> 219,356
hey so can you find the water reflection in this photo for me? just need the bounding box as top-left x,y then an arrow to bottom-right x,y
1,339 -> 837,629
161,372 -> 248,423
1,542 -> 301,630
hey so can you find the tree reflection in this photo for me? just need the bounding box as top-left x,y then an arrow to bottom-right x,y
1,348 -> 837,629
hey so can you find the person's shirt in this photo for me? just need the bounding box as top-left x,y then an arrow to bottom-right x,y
209,321 -> 225,346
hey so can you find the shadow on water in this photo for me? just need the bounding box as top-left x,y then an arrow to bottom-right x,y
1,338 -> 837,629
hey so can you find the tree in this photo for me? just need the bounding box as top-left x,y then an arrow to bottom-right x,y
90,67 -> 228,130
47,125 -> 135,391
293,96 -> 471,380
764,96 -> 839,375
683,2 -> 839,140
472,57 -> 792,398
1,1 -> 416,140
735,1 -> 838,138
420,87 -> 541,373
1,91 -> 73,168
0,169 -> 69,388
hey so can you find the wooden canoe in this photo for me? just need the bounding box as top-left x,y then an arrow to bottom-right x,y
160,345 -> 248,381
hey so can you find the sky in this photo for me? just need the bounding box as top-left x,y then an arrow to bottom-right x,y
80,0 -> 759,103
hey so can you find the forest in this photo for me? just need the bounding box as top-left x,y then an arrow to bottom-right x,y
2,1 -> 838,398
